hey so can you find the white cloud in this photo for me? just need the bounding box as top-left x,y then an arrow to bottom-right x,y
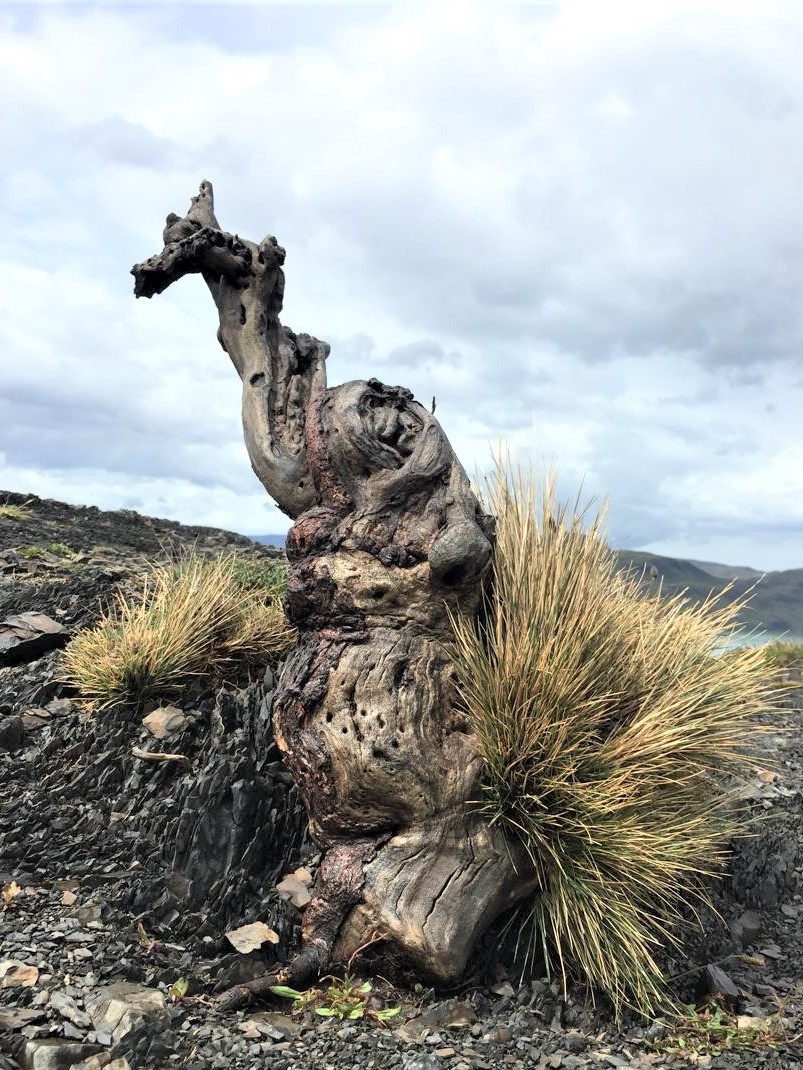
0,0 -> 801,568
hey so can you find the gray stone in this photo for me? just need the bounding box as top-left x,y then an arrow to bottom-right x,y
731,909 -> 761,947
246,1011 -> 298,1040
49,989 -> 92,1028
563,1032 -> 588,1053
697,964 -> 741,1007
84,981 -> 167,1044
0,613 -> 67,667
402,1056 -> 442,1070
0,1006 -> 45,1029
70,1058 -> 131,1070
0,714 -> 24,752
141,706 -> 186,739
21,1040 -> 101,1070
398,999 -> 479,1043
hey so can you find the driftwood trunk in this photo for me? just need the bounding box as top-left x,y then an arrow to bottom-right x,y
132,182 -> 536,996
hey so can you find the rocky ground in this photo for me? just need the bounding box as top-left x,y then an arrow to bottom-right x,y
0,490 -> 801,1070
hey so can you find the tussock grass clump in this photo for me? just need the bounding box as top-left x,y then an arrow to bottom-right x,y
450,462 -> 776,1015
0,503 -> 31,521
62,552 -> 295,709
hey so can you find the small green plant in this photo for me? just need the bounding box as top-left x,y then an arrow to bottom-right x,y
0,503 -> 30,521
166,977 -> 190,1003
270,975 -> 400,1023
61,552 -> 296,709
449,459 -> 778,1016
134,921 -> 157,953
651,999 -> 797,1056
48,541 -> 74,557
18,545 -> 44,559
230,556 -> 288,601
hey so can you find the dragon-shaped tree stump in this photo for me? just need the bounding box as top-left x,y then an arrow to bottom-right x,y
133,182 -> 537,1007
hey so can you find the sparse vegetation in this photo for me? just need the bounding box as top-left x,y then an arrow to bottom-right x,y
449,461 -> 777,1015
230,555 -> 289,601
48,541 -> 74,557
61,552 -> 295,709
651,998 -> 800,1057
763,640 -> 803,671
0,503 -> 31,521
271,975 -> 400,1023
18,545 -> 44,559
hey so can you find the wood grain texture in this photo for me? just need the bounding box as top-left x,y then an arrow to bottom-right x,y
133,183 -> 536,991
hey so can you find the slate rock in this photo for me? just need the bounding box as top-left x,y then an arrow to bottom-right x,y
697,963 -> 741,1008
0,613 -> 68,666
398,999 -> 478,1043
731,909 -> 761,947
141,706 -> 186,739
20,1039 -> 101,1070
50,988 -> 92,1028
84,981 -> 167,1043
402,1056 -> 442,1070
0,713 -> 24,752
0,1006 -> 46,1029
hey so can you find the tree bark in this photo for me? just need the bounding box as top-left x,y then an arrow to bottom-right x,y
132,182 -> 537,998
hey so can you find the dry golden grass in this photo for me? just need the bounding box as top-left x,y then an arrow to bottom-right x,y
449,460 -> 777,1015
0,503 -> 31,521
62,552 -> 295,709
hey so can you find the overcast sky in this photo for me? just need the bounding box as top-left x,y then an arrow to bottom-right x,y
1,0 -> 802,570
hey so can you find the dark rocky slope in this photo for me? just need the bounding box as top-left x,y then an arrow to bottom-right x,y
0,491 -> 801,1070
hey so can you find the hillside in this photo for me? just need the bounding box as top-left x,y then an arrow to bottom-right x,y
688,559 -> 764,581
732,567 -> 803,635
1,488 -> 799,638
617,550 -> 803,638
1,490 -> 802,1069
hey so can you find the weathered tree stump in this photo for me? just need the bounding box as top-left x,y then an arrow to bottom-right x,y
132,182 -> 537,1005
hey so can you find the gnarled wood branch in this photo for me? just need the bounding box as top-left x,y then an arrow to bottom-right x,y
133,181 -> 326,518
132,183 -> 537,1007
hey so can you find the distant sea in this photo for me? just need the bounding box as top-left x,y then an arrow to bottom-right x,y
721,631 -> 803,651
251,533 -> 287,548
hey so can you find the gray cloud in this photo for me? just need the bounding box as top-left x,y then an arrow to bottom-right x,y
1,2 -> 802,567
73,116 -> 192,171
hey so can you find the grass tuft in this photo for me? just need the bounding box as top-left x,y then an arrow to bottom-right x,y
763,640 -> 803,671
0,503 -> 31,521
61,552 -> 295,709
449,459 -> 777,1016
230,556 -> 289,602
18,545 -> 44,559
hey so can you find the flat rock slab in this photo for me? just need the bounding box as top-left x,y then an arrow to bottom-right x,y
84,981 -> 168,1043
0,1005 -> 46,1029
0,612 -> 67,666
141,705 -> 186,739
21,1039 -> 102,1070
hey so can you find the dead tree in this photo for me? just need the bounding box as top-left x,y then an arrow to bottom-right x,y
132,182 -> 537,1006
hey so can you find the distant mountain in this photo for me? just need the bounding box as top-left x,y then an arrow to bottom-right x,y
616,551 -> 722,603
252,536 -> 800,636
731,568 -> 803,636
687,559 -> 764,581
617,550 -> 803,638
